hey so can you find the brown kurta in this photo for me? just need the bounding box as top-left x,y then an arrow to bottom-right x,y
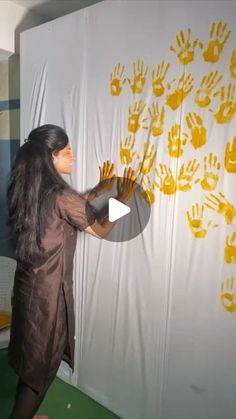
8,188 -> 96,393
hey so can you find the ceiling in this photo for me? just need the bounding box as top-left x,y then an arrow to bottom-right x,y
9,0 -> 104,21
0,0 -> 104,60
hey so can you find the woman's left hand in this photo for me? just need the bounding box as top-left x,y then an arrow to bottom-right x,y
98,161 -> 116,192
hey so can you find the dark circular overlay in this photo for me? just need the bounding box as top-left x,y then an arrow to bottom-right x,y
86,177 -> 151,242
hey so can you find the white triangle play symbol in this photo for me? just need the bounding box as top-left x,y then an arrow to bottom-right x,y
108,198 -> 131,222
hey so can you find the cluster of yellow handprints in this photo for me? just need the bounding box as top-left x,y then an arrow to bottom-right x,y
109,21 -> 236,313
120,136 -> 235,200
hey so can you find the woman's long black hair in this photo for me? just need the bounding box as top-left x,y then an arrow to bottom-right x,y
7,124 -> 70,266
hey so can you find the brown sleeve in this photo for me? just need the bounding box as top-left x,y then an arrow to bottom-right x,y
56,188 -> 97,231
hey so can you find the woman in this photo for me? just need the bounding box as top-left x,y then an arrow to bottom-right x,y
7,124 -> 136,419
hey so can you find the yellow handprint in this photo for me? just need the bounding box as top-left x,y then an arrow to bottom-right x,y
120,135 -> 137,165
170,28 -> 203,65
143,103 -> 165,136
221,277 -> 236,313
166,73 -> 194,110
195,71 -> 223,108
128,100 -> 146,133
230,50 -> 236,79
186,203 -> 218,238
210,83 -> 236,123
138,142 -> 157,175
196,153 -> 221,191
127,59 -> 148,94
168,123 -> 187,158
184,112 -> 207,149
140,176 -> 156,205
225,136 -> 236,173
225,231 -> 236,263
203,21 -> 231,63
176,159 -> 200,191
154,164 -> 176,195
110,63 -> 126,96
151,60 -> 170,97
205,192 -> 236,224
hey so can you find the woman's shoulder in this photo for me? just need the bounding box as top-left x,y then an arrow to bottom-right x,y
57,186 -> 85,202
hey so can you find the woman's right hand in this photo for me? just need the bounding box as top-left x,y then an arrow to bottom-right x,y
117,167 -> 137,203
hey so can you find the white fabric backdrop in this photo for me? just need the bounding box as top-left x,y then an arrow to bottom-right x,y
21,1 -> 236,418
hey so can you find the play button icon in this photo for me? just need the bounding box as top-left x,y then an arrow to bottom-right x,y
86,176 -> 151,242
108,198 -> 130,222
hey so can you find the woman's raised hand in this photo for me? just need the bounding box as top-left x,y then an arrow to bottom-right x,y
99,160 -> 116,191
117,167 -> 137,203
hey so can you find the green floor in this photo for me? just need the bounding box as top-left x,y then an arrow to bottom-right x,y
0,349 -> 120,419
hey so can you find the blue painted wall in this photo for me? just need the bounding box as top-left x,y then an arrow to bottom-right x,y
0,139 -> 20,257
0,56 -> 21,258
0,54 -> 20,258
